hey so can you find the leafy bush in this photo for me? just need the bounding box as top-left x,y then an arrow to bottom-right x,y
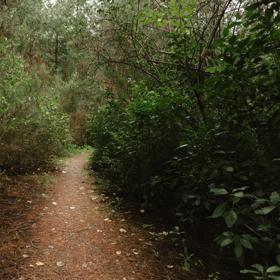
0,40 -> 69,172
88,87 -> 193,199
87,1 -> 280,278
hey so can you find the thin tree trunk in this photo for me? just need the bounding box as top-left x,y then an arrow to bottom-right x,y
54,33 -> 59,73
194,0 -> 233,124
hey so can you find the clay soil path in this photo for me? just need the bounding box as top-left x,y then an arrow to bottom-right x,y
18,152 -> 192,280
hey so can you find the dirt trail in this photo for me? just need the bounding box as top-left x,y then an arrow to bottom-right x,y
18,152 -> 191,280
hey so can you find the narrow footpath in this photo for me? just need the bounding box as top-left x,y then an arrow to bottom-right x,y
18,153 -> 193,280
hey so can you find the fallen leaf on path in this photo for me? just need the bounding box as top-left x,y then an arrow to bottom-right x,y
167,265 -> 174,269
56,261 -> 64,267
132,249 -> 139,255
35,261 -> 45,266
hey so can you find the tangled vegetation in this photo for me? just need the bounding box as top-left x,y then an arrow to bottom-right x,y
87,1 -> 280,279
0,43 -> 69,172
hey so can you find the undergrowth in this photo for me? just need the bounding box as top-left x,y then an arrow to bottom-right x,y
87,2 -> 280,279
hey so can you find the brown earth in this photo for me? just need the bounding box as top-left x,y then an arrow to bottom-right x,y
3,152 -> 203,280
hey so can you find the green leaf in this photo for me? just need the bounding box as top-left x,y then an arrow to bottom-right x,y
177,143 -> 188,149
252,264 -> 264,273
211,203 -> 226,218
225,166 -> 234,172
240,269 -> 259,274
267,266 -> 280,273
223,26 -> 231,37
233,186 -> 249,192
225,210 -> 238,228
234,243 -> 243,259
206,65 -> 226,74
240,238 -> 253,250
270,192 -> 280,204
182,259 -> 190,272
210,188 -> 228,195
232,191 -> 244,198
220,238 -> 234,247
255,206 -> 276,215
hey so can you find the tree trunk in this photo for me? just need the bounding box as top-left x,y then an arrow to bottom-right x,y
54,33 -> 59,73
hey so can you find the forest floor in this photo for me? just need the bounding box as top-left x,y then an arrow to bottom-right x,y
1,152 -> 204,280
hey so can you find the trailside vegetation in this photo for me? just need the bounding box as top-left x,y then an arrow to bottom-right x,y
87,1 -> 280,279
0,42 -> 69,172
0,0 -> 100,171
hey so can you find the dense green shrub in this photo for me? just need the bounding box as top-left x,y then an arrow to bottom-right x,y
89,89 -> 280,278
88,87 -> 192,198
87,1 -> 280,278
0,40 -> 69,172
